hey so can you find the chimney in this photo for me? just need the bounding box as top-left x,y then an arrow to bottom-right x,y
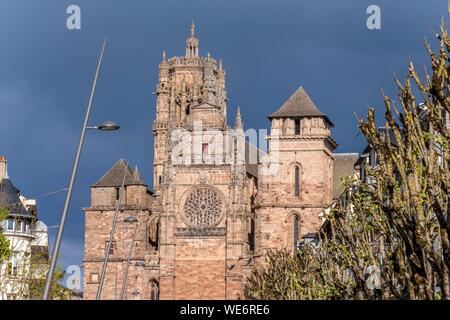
0,156 -> 7,180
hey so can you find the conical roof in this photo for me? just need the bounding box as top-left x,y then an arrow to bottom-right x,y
234,106 -> 243,129
268,87 -> 334,126
93,160 -> 148,187
128,167 -> 146,186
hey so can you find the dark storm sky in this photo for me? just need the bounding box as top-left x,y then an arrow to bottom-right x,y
0,0 -> 445,272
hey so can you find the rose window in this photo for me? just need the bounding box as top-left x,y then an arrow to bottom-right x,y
183,187 -> 223,227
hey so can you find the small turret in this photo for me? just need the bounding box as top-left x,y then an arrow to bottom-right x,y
185,21 -> 199,58
234,106 -> 243,130
91,160 -> 150,207
128,166 -> 146,186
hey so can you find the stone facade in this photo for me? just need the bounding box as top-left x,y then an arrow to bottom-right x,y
83,23 -> 345,300
83,161 -> 159,300
256,92 -> 337,253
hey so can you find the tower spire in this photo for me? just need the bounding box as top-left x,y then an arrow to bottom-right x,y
191,21 -> 196,37
235,106 -> 243,129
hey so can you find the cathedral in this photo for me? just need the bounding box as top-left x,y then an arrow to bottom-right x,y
82,23 -> 354,300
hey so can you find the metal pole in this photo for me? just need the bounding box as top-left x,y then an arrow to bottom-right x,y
42,39 -> 108,300
119,221 -> 138,300
96,167 -> 128,300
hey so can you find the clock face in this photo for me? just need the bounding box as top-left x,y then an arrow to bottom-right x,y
183,186 -> 223,227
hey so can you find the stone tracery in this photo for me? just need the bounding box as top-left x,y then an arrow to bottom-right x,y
183,186 -> 223,227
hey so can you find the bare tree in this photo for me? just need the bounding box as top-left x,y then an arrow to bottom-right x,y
245,21 -> 450,300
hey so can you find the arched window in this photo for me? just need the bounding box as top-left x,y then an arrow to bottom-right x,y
294,166 -> 300,197
293,216 -> 299,249
149,280 -> 159,300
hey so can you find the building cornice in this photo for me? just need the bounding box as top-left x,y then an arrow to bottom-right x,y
267,134 -> 338,148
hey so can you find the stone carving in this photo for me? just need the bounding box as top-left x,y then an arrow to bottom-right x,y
197,170 -> 208,184
183,186 -> 223,227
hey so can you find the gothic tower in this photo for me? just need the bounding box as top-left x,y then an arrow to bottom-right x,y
153,22 -> 227,193
153,23 -> 253,300
256,87 -> 337,252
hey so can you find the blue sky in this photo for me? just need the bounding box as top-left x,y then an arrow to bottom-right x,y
0,0 -> 445,277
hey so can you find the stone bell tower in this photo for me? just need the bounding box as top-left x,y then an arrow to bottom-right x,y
152,21 -> 227,192
152,23 -> 253,300
256,87 -> 337,252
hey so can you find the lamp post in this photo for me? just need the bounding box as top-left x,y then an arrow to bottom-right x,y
119,216 -> 139,300
42,39 -> 120,300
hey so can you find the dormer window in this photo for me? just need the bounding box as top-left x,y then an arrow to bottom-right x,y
295,119 -> 301,135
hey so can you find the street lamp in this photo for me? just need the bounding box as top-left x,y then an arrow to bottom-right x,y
87,121 -> 120,131
119,216 -> 139,300
42,39 -> 119,300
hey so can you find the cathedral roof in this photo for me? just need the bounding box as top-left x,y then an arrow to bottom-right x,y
268,87 -> 334,126
332,153 -> 359,200
92,160 -> 147,188
245,142 -> 261,178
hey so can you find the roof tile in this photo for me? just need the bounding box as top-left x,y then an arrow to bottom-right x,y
92,160 -> 147,187
268,87 -> 334,126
